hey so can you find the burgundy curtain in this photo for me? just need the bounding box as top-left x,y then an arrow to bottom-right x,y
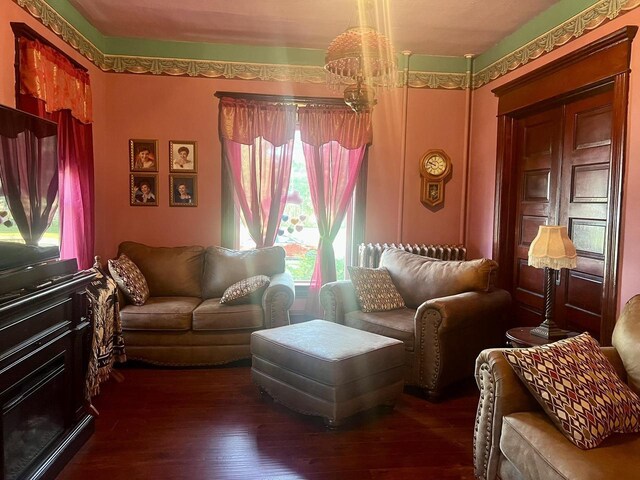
219,97 -> 296,247
0,113 -> 58,245
298,105 -> 372,315
16,36 -> 95,269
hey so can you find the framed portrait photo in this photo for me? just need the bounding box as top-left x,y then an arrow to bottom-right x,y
130,139 -> 159,172
169,140 -> 197,173
130,174 -> 159,206
169,174 -> 197,207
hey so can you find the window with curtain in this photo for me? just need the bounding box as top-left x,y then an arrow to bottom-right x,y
12,22 -> 95,270
219,93 -> 368,293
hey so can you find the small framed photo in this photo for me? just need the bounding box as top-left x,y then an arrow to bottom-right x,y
169,140 -> 197,172
130,139 -> 159,172
130,174 -> 158,206
169,174 -> 197,207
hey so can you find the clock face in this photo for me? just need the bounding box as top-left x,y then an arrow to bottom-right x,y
424,154 -> 447,177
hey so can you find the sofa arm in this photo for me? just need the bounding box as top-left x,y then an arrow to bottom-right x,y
319,281 -> 360,324
474,348 -> 541,480
414,289 -> 511,394
262,271 -> 295,329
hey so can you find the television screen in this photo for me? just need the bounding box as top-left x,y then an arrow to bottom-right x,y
0,104 -> 59,273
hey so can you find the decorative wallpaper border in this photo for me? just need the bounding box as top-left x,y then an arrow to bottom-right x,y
13,0 -> 640,90
473,0 -> 640,88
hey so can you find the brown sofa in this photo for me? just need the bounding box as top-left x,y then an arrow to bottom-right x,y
319,248 -> 511,398
473,295 -> 640,480
115,241 -> 295,366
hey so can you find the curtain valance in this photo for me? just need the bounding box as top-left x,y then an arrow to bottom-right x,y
298,105 -> 372,149
18,38 -> 93,124
219,97 -> 297,147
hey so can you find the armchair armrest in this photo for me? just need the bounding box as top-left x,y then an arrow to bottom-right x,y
319,280 -> 360,324
473,348 -> 542,480
262,271 -> 295,328
414,289 -> 511,394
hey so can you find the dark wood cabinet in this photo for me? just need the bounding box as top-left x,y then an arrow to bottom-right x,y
0,260 -> 95,480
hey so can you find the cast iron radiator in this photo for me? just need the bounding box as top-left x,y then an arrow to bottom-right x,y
357,243 -> 467,268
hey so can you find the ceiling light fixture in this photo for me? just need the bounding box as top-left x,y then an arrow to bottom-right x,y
324,0 -> 397,113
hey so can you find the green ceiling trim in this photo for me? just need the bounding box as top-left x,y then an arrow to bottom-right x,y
12,0 -> 640,90
105,37 -> 327,66
474,0 -> 599,72
42,0 -> 105,50
15,0 -> 105,63
473,0 -> 640,88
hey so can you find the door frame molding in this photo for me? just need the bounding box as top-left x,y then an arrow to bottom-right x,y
492,26 -> 637,344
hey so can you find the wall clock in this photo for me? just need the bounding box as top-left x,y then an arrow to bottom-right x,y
419,149 -> 452,207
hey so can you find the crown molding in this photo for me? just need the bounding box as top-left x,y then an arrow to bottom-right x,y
473,0 -> 640,88
13,0 -> 640,90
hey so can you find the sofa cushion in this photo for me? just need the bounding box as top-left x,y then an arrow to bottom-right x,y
501,411 -> 640,480
202,246 -> 285,299
120,297 -> 202,331
107,254 -> 149,305
220,275 -> 270,305
612,295 -> 640,395
118,241 -> 204,297
344,309 -> 415,351
380,248 -> 497,308
347,266 -> 406,312
503,333 -> 640,449
192,298 -> 264,331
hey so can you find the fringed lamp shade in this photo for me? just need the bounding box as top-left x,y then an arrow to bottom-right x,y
528,226 -> 577,270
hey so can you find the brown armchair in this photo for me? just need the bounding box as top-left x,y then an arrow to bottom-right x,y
319,248 -> 511,399
473,295 -> 640,480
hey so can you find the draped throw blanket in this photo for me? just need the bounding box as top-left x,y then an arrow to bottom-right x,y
16,32 -> 95,269
219,97 -> 297,248
85,266 -> 126,400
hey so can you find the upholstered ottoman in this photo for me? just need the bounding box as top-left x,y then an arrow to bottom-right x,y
250,319 -> 405,426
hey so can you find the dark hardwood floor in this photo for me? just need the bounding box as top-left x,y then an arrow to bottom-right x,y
57,363 -> 480,480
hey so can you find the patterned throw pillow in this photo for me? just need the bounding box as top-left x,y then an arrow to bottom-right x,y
107,254 -> 150,306
347,266 -> 406,313
504,333 -> 640,449
220,275 -> 270,305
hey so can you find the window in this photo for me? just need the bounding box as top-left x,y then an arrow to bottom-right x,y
237,130 -> 359,283
0,183 -> 60,247
219,93 -> 369,288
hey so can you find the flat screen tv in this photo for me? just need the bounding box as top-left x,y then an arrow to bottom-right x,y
0,104 -> 60,273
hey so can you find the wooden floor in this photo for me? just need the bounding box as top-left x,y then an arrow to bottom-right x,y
57,363 -> 480,480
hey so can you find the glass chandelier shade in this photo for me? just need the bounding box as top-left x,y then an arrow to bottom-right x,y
325,26 -> 397,89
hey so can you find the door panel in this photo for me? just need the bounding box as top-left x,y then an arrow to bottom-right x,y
512,108 -> 562,323
557,89 -> 613,338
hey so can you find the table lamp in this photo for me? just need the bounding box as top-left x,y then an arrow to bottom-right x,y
527,225 -> 577,340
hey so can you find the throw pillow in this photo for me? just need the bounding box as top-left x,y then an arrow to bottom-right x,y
347,266 -> 406,313
503,333 -> 640,449
220,275 -> 271,305
107,254 -> 150,306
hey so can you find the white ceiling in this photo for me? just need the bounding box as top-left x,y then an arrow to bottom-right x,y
68,0 -> 560,57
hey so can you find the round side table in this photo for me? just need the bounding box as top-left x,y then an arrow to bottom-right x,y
505,327 -> 577,348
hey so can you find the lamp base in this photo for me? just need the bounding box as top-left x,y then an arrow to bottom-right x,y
530,323 -> 567,341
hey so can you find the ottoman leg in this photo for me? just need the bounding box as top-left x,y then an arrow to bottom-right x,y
258,386 -> 273,401
323,417 -> 342,429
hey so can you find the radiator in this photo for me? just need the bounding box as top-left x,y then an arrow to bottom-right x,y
357,243 -> 467,268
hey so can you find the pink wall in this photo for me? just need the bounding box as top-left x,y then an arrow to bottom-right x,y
467,10 -> 640,310
1,5 -> 467,265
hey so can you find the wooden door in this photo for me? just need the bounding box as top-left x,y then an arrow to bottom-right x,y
493,27 -> 635,345
512,107 -> 562,326
556,87 -> 613,337
511,87 -> 613,338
